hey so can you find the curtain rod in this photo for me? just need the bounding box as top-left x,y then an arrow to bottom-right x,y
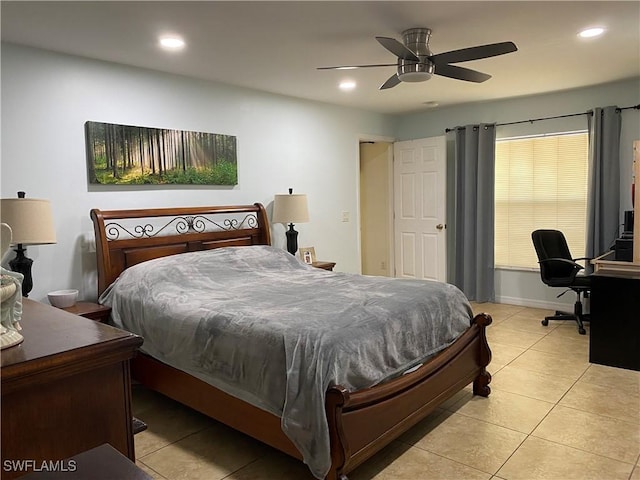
444,104 -> 640,133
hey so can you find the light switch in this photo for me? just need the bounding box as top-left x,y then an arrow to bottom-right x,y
342,211 -> 350,222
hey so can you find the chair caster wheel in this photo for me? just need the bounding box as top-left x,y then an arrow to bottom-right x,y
578,327 -> 586,335
541,319 -> 549,326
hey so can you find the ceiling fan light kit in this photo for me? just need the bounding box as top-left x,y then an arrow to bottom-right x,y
394,28 -> 434,83
318,27 -> 517,90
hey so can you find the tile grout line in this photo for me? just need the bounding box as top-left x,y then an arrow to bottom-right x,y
412,446 -> 497,477
219,456 -> 267,480
525,432 -> 639,468
137,459 -> 170,480
136,423 -> 215,465
491,431 -> 530,479
137,422 -> 211,461
552,390 -> 640,427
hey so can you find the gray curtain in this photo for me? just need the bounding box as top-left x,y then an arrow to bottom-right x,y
586,106 -> 621,265
446,124 -> 496,302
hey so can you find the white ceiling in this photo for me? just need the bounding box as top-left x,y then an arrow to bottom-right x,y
2,1 -> 639,115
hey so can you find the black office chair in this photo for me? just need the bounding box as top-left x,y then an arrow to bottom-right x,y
531,229 -> 591,335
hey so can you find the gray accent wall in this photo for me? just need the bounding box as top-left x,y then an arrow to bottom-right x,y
396,78 -> 640,309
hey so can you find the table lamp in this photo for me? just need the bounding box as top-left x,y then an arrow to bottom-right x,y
272,188 -> 309,255
0,191 -> 57,297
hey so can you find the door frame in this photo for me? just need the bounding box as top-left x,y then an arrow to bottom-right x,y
356,134 -> 395,276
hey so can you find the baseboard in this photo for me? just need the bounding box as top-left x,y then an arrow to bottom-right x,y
495,295 -> 574,312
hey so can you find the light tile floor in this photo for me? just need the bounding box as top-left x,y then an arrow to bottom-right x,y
134,303 -> 640,480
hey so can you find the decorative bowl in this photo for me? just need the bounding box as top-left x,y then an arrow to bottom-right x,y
47,289 -> 79,308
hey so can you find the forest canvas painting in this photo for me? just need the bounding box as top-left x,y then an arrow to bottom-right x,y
85,121 -> 237,185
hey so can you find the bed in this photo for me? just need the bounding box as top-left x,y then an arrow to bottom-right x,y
90,203 -> 492,480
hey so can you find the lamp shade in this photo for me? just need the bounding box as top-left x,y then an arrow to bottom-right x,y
0,198 -> 57,245
272,194 -> 309,224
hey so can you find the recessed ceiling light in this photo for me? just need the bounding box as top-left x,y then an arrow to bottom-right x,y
578,27 -> 605,38
336,66 -> 358,70
422,101 -> 439,108
159,35 -> 186,50
339,80 -> 356,91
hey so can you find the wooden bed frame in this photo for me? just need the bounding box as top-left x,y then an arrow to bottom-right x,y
91,203 -> 492,480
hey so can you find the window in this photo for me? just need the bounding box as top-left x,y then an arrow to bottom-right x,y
494,132 -> 589,269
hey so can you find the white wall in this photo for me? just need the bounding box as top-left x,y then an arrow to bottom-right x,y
1,43 -> 396,301
395,78 -> 640,309
3,42 -> 639,310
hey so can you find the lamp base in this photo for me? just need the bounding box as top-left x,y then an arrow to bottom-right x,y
285,223 -> 299,255
9,245 -> 33,297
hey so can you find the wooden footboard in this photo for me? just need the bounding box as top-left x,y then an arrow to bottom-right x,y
324,312 -> 492,479
131,312 -> 492,480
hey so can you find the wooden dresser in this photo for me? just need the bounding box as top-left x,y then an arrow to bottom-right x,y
1,299 -> 143,479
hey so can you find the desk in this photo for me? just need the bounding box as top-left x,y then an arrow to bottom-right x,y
589,273 -> 640,371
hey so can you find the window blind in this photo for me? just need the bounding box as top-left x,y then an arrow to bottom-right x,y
495,132 -> 589,268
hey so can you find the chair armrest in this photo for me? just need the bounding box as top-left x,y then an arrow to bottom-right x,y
573,257 -> 593,271
539,257 -> 584,283
539,257 -> 584,271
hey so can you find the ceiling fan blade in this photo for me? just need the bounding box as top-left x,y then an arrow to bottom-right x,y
376,36 -> 419,61
430,41 -> 517,65
435,64 -> 491,83
317,63 -> 398,70
380,74 -> 401,90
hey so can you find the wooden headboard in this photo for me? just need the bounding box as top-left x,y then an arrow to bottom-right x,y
90,203 -> 271,296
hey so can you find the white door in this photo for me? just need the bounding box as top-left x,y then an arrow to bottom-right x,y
394,136 -> 447,281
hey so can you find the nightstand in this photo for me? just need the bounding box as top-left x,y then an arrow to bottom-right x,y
61,301 -> 112,323
312,261 -> 336,271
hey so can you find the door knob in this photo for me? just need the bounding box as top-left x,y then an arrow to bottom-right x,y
436,224 -> 444,230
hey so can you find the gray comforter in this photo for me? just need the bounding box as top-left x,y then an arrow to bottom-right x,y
100,245 -> 472,479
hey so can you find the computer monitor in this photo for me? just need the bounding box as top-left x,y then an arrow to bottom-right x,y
615,210 -> 635,261
623,210 -> 634,234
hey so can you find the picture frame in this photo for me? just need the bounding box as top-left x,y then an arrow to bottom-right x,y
85,121 -> 238,186
299,246 -> 316,264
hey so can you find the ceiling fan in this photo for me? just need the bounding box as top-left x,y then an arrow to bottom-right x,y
317,28 -> 517,90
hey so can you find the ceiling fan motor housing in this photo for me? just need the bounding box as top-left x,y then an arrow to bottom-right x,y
397,28 -> 434,82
